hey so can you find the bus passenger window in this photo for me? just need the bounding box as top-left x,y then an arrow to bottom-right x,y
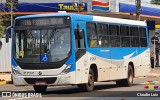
120,26 -> 130,47
110,25 -> 120,47
97,23 -> 109,47
130,26 -> 140,47
139,27 -> 147,47
87,22 -> 98,47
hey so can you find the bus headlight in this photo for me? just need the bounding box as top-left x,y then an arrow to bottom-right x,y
12,67 -> 21,75
60,64 -> 72,75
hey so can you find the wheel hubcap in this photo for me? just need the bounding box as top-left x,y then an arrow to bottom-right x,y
129,72 -> 133,83
88,74 -> 94,87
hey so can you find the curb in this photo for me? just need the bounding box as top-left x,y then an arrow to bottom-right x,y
134,73 -> 160,79
0,73 -> 12,85
0,80 -> 12,85
146,73 -> 160,77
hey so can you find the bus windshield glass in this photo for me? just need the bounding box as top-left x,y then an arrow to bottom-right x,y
14,17 -> 71,63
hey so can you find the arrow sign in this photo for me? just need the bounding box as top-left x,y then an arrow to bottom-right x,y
151,36 -> 159,44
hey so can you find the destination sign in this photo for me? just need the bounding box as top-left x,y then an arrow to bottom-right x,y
15,17 -> 70,26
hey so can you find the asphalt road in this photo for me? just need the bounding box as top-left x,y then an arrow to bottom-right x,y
0,77 -> 160,100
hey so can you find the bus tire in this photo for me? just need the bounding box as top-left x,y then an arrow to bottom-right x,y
33,85 -> 47,93
77,69 -> 94,92
116,80 -> 123,87
116,65 -> 133,87
10,74 -> 13,84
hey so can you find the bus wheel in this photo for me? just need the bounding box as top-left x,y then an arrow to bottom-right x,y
116,65 -> 133,87
33,85 -> 47,93
77,69 -> 94,92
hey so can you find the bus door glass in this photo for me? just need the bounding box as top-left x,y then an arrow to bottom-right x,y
74,21 -> 86,61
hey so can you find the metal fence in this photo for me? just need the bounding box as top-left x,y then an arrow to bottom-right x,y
0,38 -> 12,72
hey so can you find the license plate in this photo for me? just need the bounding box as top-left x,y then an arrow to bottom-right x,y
35,81 -> 46,85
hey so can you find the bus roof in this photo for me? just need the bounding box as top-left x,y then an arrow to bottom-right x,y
15,13 -> 146,26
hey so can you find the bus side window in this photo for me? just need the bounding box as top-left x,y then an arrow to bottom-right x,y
86,22 -> 98,47
130,26 -> 140,47
120,26 -> 130,47
97,23 -> 109,47
110,25 -> 120,47
139,27 -> 147,47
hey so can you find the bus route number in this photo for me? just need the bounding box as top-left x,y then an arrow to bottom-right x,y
90,57 -> 96,61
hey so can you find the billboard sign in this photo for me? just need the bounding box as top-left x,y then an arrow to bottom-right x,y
92,0 -> 110,12
0,2 -> 88,12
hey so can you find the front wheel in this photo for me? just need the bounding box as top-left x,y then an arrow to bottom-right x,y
33,85 -> 47,93
77,69 -> 94,92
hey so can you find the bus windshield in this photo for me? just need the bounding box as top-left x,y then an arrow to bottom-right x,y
14,27 -> 71,63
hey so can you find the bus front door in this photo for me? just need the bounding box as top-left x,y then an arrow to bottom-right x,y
74,21 -> 88,84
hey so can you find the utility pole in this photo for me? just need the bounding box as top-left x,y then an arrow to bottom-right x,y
136,0 -> 141,20
11,0 -> 13,26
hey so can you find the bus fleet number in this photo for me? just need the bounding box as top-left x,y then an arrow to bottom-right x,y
90,57 -> 96,60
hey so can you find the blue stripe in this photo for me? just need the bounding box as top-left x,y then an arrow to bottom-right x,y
88,48 -> 149,60
92,6 -> 109,11
119,3 -> 160,17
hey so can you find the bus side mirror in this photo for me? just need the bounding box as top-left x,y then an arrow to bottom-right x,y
6,32 -> 9,43
74,29 -> 84,39
0,40 -> 2,50
5,26 -> 12,43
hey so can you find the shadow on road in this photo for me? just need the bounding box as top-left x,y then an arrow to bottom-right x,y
0,83 -> 147,97
45,84 -> 117,94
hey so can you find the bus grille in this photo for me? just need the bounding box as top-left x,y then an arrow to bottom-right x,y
19,64 -> 62,70
24,78 -> 57,84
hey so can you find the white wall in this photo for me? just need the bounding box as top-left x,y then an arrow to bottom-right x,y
149,30 -> 156,57
0,38 -> 12,72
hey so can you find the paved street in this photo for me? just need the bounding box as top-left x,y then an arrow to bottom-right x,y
0,77 -> 159,100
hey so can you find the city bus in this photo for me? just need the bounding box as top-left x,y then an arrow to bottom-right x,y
6,13 -> 151,93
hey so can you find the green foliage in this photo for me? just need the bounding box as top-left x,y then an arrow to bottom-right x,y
0,18 -> 5,37
151,0 -> 160,4
0,1 -> 18,37
5,0 -> 18,11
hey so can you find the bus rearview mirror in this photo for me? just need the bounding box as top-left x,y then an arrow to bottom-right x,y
74,29 -> 84,39
5,26 -> 12,43
6,33 -> 9,43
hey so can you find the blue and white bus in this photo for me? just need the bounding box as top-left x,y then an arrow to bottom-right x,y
6,13 -> 151,93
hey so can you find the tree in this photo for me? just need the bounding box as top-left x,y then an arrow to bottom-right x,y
0,0 -> 18,38
0,17 -> 5,37
151,0 -> 160,5
5,0 -> 18,25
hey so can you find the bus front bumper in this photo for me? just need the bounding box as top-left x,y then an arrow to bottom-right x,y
12,71 -> 76,86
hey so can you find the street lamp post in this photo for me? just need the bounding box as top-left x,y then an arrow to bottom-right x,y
11,0 -> 13,26
136,0 -> 141,20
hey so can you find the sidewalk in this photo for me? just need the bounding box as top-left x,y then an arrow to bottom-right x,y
146,67 -> 160,77
0,73 -> 12,85
0,67 -> 160,85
